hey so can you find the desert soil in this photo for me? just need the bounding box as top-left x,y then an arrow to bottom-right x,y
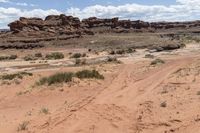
1,43 -> 200,133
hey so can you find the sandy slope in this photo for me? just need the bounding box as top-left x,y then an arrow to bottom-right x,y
1,44 -> 200,133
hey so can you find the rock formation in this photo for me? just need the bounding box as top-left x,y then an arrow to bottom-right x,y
8,15 -> 200,36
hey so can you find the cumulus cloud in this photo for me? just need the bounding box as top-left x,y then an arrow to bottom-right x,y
16,3 -> 28,6
0,7 -> 61,28
65,1 -> 200,22
1,0 -> 200,28
0,0 -> 9,3
176,0 -> 200,5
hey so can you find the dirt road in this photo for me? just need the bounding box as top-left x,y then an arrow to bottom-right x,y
1,44 -> 200,133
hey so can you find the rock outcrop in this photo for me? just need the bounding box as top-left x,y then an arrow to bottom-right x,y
8,14 -> 93,37
7,15 -> 200,37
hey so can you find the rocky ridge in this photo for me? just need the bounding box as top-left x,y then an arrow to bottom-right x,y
8,14 -> 200,36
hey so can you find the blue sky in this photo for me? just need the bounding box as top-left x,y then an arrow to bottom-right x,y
1,0 -> 200,28
1,0 -> 177,10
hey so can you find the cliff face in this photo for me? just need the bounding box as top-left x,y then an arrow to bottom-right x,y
8,14 -> 93,37
82,17 -> 200,30
8,14 -> 200,36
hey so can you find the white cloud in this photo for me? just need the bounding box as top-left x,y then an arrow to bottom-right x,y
16,3 -> 28,6
0,0 -> 9,3
65,2 -> 200,22
1,0 -> 200,28
0,7 -> 61,28
176,0 -> 200,5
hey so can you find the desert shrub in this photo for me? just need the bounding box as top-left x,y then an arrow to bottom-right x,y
145,54 -> 154,59
20,72 -> 33,76
0,55 -> 17,61
40,107 -> 49,114
37,72 -> 73,86
71,53 -> 86,58
0,56 -> 7,61
35,53 -> 43,58
116,49 -> 125,55
36,70 -> 104,86
0,72 -> 33,80
75,59 -> 81,65
126,48 -> 135,53
9,55 -> 18,60
107,57 -> 117,62
75,59 -> 86,65
76,70 -> 104,79
151,58 -> 165,65
45,52 -> 64,60
17,121 -> 29,131
24,55 -> 36,61
1,73 -> 22,80
109,48 -> 134,55
109,50 -> 116,55
71,53 -> 82,58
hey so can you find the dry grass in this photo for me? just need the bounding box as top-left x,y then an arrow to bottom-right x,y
36,70 -> 104,86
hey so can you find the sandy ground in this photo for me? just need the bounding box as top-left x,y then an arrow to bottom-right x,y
1,43 -> 200,133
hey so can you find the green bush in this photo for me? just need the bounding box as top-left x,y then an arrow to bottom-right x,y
107,57 -> 117,62
36,70 -> 104,86
17,121 -> 29,131
145,54 -> 154,59
126,48 -> 135,53
151,58 -> 165,65
0,55 -> 17,61
75,59 -> 86,65
71,53 -> 86,58
9,55 -> 18,60
40,107 -> 49,114
76,70 -> 104,79
24,55 -> 36,61
0,72 -> 33,80
35,53 -> 43,58
71,53 -> 82,58
109,50 -> 116,55
109,48 -> 134,55
45,52 -> 64,60
37,72 -> 73,86
116,49 -> 125,55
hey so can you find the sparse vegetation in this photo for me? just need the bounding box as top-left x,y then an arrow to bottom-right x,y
17,121 -> 29,131
182,35 -> 200,43
145,54 -> 154,59
45,52 -> 64,60
35,53 -> 43,58
0,54 -> 17,61
0,72 -> 33,80
24,53 -> 43,61
116,49 -> 125,55
151,58 -> 165,65
107,57 -> 121,64
40,107 -> 49,114
36,70 -> 104,86
126,48 -> 135,53
24,55 -> 36,61
75,59 -> 86,65
107,57 -> 117,62
71,53 -> 86,58
37,72 -> 73,86
76,70 -> 104,79
109,48 -> 135,55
